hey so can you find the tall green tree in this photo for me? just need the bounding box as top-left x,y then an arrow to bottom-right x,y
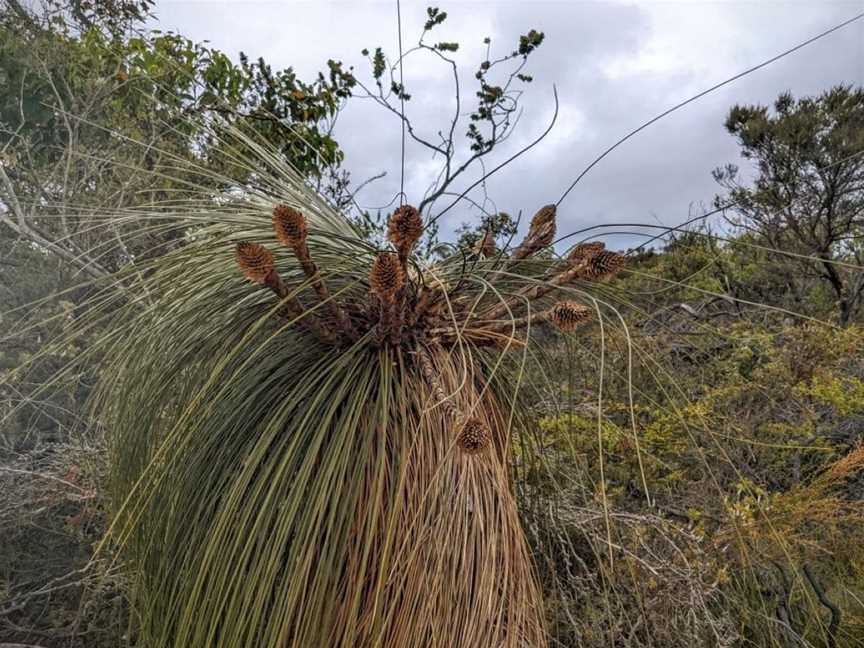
0,0 -> 355,276
714,86 -> 864,325
0,0 -> 354,449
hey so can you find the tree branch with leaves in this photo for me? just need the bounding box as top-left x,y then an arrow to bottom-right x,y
353,6 -> 545,219
714,85 -> 864,325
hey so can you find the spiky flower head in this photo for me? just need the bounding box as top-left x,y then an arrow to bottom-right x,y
369,252 -> 405,298
387,204 -> 423,251
235,241 -> 275,284
585,250 -> 626,280
457,418 -> 491,454
566,241 -> 605,264
549,301 -> 592,332
272,203 -> 307,248
527,204 -> 557,248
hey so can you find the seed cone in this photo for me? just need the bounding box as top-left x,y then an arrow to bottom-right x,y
512,204 -> 557,260
530,204 -> 557,237
456,417 -> 491,454
549,301 -> 592,332
388,204 -> 423,253
235,241 -> 274,283
272,203 -> 307,248
369,252 -> 405,298
567,241 -> 605,264
585,250 -> 626,279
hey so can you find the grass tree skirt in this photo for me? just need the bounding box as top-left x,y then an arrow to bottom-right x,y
91,172 -> 622,646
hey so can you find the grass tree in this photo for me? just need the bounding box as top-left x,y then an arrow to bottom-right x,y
43,114 -> 625,647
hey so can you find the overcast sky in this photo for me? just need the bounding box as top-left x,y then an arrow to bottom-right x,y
148,0 -> 864,248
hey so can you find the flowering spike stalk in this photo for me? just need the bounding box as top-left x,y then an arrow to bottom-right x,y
272,204 -> 358,340
369,252 -> 406,346
435,300 -> 591,345
480,247 -> 625,323
235,241 -> 275,284
386,205 -> 423,344
416,347 -> 459,420
234,241 -> 335,343
511,204 -> 557,260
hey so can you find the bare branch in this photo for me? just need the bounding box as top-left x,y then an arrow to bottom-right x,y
0,166 -> 108,279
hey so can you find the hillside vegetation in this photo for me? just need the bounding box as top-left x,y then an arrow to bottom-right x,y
1,2 -> 863,647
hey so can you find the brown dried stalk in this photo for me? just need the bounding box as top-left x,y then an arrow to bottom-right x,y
235,241 -> 335,343
433,300 -> 591,347
480,261 -> 587,323
407,282 -> 448,332
273,204 -> 358,339
416,347 -> 459,420
265,273 -> 339,344
369,252 -> 406,346
418,354 -> 491,456
426,326 -> 528,348
481,246 -> 624,323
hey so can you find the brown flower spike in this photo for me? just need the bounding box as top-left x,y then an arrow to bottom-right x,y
566,241 -> 605,264
369,252 -> 405,299
272,204 -> 307,248
529,204 -> 557,240
457,418 -> 491,454
388,204 -> 423,252
235,242 -> 275,284
512,204 -> 557,260
549,301 -> 592,332
584,250 -> 626,280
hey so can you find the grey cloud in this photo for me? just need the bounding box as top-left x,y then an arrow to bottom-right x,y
151,1 -> 864,249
